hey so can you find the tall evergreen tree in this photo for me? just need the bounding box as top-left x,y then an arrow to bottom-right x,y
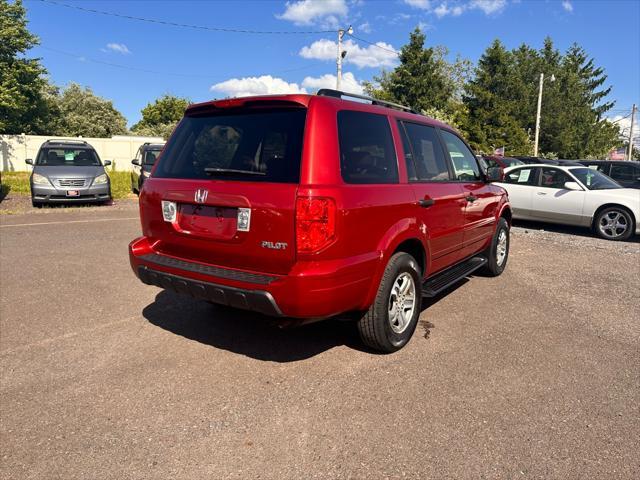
363,28 -> 457,114
462,40 -> 530,154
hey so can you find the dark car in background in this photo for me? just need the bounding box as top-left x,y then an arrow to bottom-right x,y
482,155 -> 524,170
26,140 -> 112,207
576,160 -> 640,189
131,142 -> 165,194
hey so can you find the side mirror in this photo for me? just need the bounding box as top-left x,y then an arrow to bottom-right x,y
131,159 -> 140,166
25,158 -> 33,165
564,181 -> 582,191
485,167 -> 504,182
103,160 -> 112,166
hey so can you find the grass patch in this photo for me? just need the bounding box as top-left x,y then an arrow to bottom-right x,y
0,171 -> 133,200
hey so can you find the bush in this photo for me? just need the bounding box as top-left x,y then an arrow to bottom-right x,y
0,171 -> 132,200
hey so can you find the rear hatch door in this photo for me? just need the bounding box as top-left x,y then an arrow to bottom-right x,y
140,103 -> 307,275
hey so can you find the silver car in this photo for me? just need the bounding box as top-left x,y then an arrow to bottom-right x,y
26,140 -> 112,207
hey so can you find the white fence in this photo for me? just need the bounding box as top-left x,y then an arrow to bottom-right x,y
0,134 -> 164,172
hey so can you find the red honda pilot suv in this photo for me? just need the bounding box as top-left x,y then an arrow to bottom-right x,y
129,89 -> 511,352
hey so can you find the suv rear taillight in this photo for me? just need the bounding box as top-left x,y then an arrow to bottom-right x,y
296,196 -> 336,253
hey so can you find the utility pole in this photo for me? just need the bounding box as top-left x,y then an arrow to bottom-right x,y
533,73 -> 544,157
628,104 -> 636,161
533,73 -> 555,157
336,26 -> 352,90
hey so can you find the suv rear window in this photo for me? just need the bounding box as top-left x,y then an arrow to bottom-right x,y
154,109 -> 306,183
338,111 -> 398,184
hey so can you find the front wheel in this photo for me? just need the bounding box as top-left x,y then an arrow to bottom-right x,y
594,207 -> 634,241
482,217 -> 510,277
357,252 -> 422,353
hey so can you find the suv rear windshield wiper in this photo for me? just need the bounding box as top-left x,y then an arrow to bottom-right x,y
204,167 -> 267,176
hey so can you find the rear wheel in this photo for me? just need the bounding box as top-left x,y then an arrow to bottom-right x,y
357,252 -> 421,353
594,207 -> 633,241
481,217 -> 509,277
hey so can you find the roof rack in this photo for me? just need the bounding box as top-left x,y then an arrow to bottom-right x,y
316,89 -> 418,114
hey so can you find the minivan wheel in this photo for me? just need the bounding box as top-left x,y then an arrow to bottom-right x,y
481,217 -> 510,277
594,207 -> 633,241
357,252 -> 421,353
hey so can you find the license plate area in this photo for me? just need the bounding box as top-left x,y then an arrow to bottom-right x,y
66,190 -> 80,197
178,204 -> 239,239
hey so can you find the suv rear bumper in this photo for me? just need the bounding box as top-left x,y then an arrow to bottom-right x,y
129,236 -> 377,318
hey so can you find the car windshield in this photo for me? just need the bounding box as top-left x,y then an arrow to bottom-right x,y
36,148 -> 101,166
143,150 -> 161,165
570,168 -> 622,190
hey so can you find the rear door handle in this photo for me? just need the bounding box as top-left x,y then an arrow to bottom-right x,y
466,195 -> 478,202
418,198 -> 435,208
537,191 -> 547,195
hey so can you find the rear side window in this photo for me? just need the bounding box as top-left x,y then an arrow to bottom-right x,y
338,111 -> 398,184
504,167 -> 538,185
610,164 -> 639,181
399,122 -> 450,181
154,109 -> 306,183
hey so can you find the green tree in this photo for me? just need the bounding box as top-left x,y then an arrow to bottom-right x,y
55,83 -> 127,137
363,28 -> 458,114
0,0 -> 58,133
462,40 -> 531,155
131,94 -> 190,139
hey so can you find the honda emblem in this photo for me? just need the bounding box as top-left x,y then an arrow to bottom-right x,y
194,189 -> 208,203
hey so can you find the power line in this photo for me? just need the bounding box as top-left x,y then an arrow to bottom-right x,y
38,45 -> 318,79
348,33 -> 400,56
34,0 -> 336,35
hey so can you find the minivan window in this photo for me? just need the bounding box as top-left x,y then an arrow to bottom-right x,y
36,148 -> 101,166
338,111 -> 398,184
400,122 -> 450,182
440,130 -> 481,181
154,109 -> 306,183
143,150 -> 161,165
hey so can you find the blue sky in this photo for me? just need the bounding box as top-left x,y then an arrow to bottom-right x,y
23,0 -> 639,129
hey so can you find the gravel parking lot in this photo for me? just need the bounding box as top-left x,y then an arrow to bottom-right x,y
1,202 -> 639,479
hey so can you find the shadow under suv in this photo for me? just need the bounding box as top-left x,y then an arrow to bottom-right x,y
129,90 -> 512,352
27,140 -> 112,207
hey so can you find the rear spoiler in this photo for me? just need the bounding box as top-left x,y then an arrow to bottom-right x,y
186,95 -> 310,116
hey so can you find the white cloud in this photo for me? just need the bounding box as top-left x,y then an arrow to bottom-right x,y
403,0 -> 431,9
469,0 -> 507,15
562,0 -> 573,13
104,43 -> 131,55
209,72 -> 364,98
277,0 -> 348,26
434,3 -> 464,17
302,72 -> 364,94
211,75 -> 305,98
609,115 -> 640,146
358,21 -> 372,34
431,0 -> 507,18
299,38 -> 398,69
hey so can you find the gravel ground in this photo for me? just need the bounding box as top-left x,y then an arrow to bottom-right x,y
1,207 -> 638,479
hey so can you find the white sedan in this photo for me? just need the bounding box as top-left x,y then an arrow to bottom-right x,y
496,164 -> 640,241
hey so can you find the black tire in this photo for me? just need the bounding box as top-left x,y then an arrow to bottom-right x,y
31,199 -> 42,208
481,217 -> 510,277
594,207 -> 634,241
357,252 -> 422,353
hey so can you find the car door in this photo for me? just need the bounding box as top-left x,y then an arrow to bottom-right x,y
396,121 -> 466,273
439,129 -> 499,253
531,167 -> 586,225
497,166 -> 539,219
